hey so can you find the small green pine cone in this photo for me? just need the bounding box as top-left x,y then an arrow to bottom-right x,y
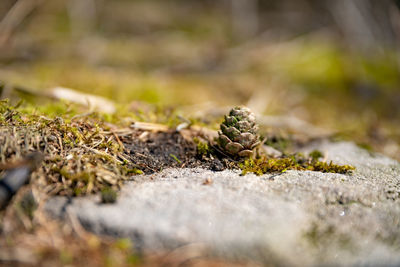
218,106 -> 260,157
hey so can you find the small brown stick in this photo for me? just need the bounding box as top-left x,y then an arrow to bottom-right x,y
90,135 -> 105,149
112,132 -> 125,150
116,153 -> 130,164
130,122 -> 169,132
71,112 -> 94,121
57,136 -> 64,155
82,145 -> 123,164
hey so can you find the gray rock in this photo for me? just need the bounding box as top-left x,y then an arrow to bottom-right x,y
46,141 -> 400,266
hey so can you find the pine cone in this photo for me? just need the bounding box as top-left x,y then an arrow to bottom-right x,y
218,106 -> 260,158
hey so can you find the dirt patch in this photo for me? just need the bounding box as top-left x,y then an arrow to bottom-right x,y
121,130 -> 226,174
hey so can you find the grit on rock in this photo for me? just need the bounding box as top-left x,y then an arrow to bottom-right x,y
46,141 -> 400,266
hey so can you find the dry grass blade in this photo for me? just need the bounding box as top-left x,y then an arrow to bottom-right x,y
130,121 -> 170,132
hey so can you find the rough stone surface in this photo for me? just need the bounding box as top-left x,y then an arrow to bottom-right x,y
46,141 -> 400,266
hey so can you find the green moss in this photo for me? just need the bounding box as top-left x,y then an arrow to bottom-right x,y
193,137 -> 211,157
240,157 -> 302,175
264,135 -> 292,152
0,100 -> 141,197
101,187 -> 118,204
239,154 -> 354,175
123,167 -> 143,175
309,150 -> 324,161
307,161 -> 355,174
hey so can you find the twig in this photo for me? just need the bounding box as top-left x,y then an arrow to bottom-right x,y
130,122 -> 169,132
82,145 -> 123,164
112,131 -> 125,150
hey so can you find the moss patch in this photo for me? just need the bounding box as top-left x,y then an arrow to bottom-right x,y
239,154 -> 355,176
194,137 -> 211,157
0,99 -> 140,196
101,186 -> 118,204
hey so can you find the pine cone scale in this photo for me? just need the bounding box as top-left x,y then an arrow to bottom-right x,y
238,150 -> 253,157
225,142 -> 244,154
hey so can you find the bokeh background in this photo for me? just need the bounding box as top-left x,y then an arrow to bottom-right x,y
0,0 -> 400,158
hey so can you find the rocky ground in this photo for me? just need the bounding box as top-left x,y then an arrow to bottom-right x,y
45,141 -> 400,266
1,2 -> 400,266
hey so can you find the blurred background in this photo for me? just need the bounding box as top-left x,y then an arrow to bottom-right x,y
0,0 -> 399,158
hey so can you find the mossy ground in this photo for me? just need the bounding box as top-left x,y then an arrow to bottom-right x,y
0,97 -> 354,199
239,154 -> 355,176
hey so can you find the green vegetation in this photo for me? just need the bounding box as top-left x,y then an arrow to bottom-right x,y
169,153 -> 182,164
0,100 -> 140,196
309,150 -> 324,161
101,187 -> 118,204
239,154 -> 355,176
264,136 -> 292,153
193,137 -> 211,157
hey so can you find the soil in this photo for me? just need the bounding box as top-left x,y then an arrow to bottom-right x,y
121,130 -> 226,174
